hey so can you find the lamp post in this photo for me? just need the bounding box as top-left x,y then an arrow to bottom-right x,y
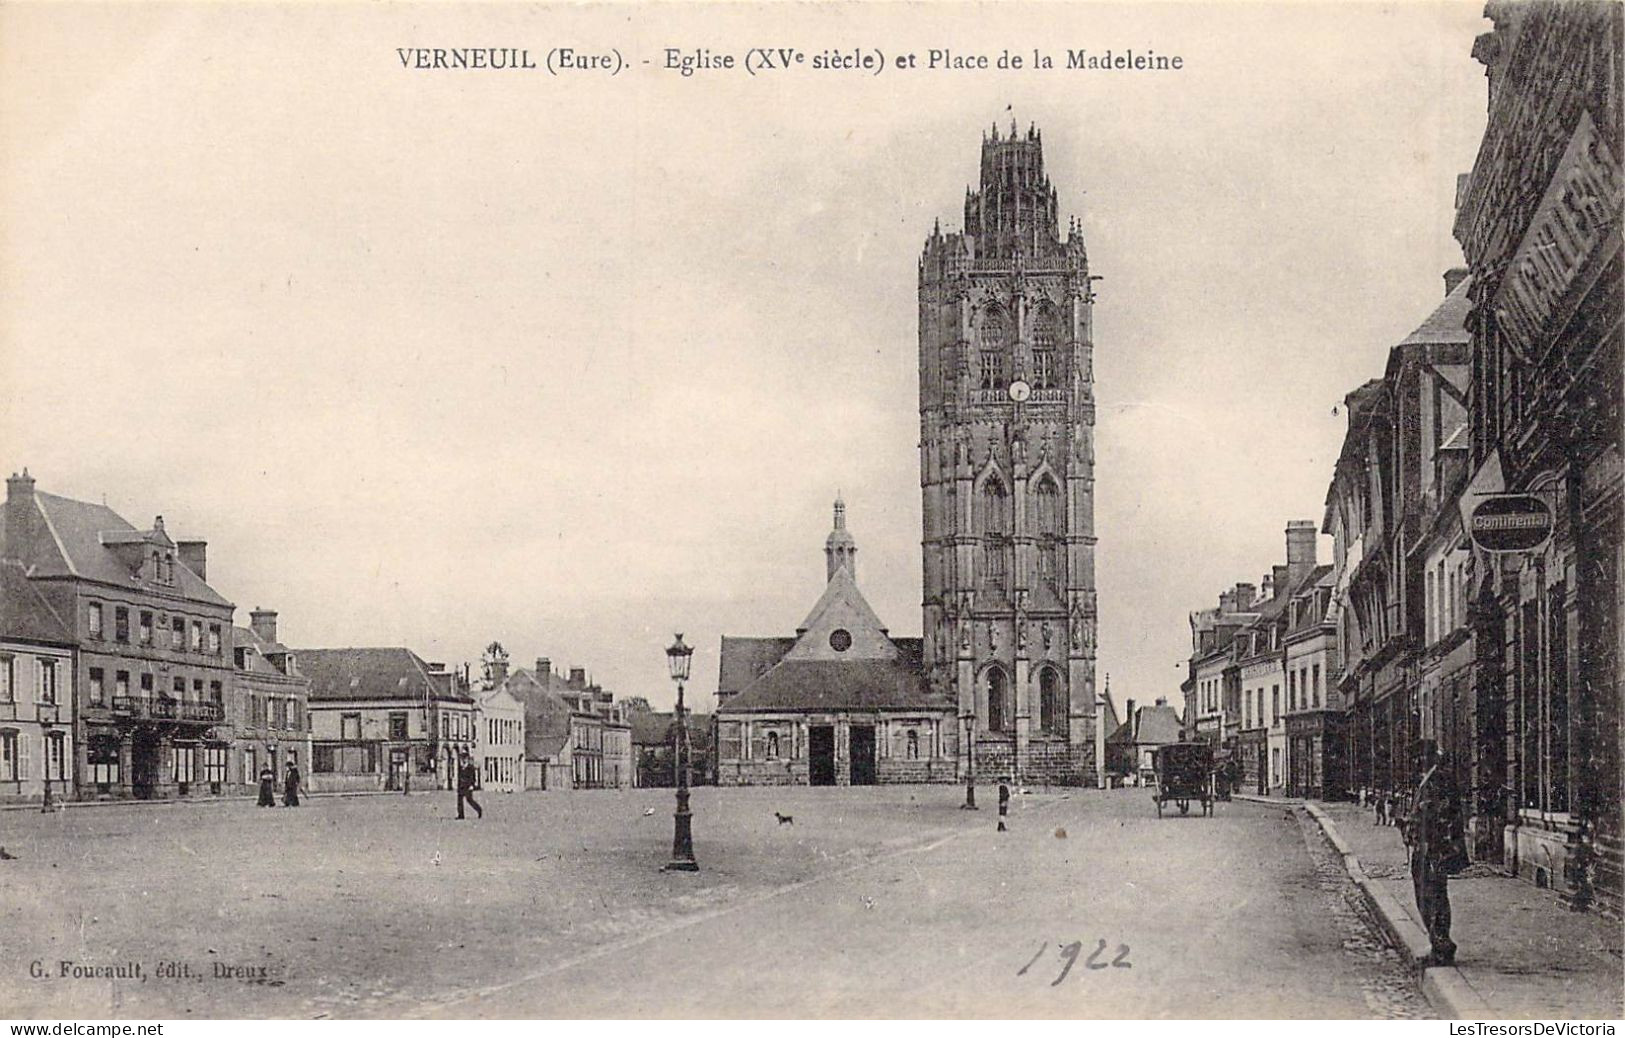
664,634 -> 699,872
961,712 -> 977,810
39,717 -> 55,813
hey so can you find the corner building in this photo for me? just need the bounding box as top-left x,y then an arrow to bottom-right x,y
919,123 -> 1100,785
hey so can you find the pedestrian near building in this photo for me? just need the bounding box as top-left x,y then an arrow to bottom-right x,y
456,752 -> 483,820
257,764 -> 276,807
1404,739 -> 1467,966
997,780 -> 1010,832
283,762 -> 301,807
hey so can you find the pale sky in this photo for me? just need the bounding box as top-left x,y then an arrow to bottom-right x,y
0,1 -> 1490,714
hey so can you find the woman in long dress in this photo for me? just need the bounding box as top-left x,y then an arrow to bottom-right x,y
283,763 -> 301,807
257,764 -> 276,807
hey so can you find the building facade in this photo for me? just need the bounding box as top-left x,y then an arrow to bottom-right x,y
1453,1 -> 1623,911
0,559 -> 77,804
919,124 -> 1101,785
2,471 -> 235,800
299,648 -> 475,793
232,609 -> 312,796
716,501 -> 956,786
1283,569 -> 1343,799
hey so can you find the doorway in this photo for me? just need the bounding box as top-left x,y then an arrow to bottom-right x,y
849,725 -> 876,786
131,729 -> 160,799
808,726 -> 835,786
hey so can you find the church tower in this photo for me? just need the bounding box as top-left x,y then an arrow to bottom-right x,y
918,121 -> 1099,786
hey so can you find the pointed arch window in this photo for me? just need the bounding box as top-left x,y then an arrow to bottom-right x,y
979,307 -> 1010,389
1032,303 -> 1061,389
986,668 -> 1009,732
979,477 -> 1011,592
1032,476 -> 1062,534
1039,669 -> 1064,734
1034,476 -> 1062,592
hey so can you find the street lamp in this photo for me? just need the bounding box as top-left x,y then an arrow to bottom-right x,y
39,717 -> 55,813
664,633 -> 699,872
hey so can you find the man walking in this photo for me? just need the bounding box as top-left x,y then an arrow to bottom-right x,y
1403,739 -> 1467,966
456,751 -> 483,820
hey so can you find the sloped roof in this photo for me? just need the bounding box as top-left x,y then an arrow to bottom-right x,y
628,710 -> 713,749
7,492 -> 233,607
718,636 -> 795,695
502,668 -> 575,759
234,624 -> 290,656
1133,705 -> 1184,747
0,559 -> 75,645
720,658 -> 947,713
1398,276 -> 1471,347
296,647 -> 464,702
785,565 -> 897,661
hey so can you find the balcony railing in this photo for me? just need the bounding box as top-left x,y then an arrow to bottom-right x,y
111,696 -> 222,723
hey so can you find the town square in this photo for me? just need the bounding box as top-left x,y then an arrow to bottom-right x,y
0,0 -> 1621,1024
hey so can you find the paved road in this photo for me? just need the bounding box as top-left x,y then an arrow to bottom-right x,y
0,786 -> 1427,1019
430,790 -> 1428,1019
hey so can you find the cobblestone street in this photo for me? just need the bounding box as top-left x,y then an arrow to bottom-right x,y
0,787 -> 1425,1018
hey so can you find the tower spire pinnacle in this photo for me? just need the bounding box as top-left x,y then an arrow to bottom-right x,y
824,493 -> 857,582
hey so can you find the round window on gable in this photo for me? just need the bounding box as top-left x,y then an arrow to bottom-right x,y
829,628 -> 852,652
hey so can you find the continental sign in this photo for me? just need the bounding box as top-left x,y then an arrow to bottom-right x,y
1470,494 -> 1554,553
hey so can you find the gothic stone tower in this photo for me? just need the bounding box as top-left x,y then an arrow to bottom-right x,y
919,122 -> 1099,786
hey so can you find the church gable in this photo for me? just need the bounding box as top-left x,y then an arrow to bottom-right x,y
784,565 -> 899,662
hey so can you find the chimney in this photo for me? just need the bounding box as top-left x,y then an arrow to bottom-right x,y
1125,698 -> 1137,739
568,666 -> 586,689
1234,583 -> 1256,610
535,658 -> 551,684
1218,590 -> 1236,614
1443,267 -> 1470,296
178,540 -> 208,582
249,608 -> 278,645
1155,696 -> 1168,708
4,469 -> 38,562
1272,564 -> 1290,595
1286,519 -> 1318,588
1260,572 -> 1275,600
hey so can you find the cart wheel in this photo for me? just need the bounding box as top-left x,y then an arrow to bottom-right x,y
1178,799 -> 1190,815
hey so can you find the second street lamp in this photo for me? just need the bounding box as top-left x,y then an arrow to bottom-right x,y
664,633 -> 699,872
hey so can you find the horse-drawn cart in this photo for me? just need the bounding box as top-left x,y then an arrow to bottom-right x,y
1152,742 -> 1214,817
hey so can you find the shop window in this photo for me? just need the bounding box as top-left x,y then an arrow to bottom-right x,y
90,735 -> 119,790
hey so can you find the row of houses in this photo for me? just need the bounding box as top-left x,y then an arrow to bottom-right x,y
0,470 -> 638,803
1180,1 -> 1622,917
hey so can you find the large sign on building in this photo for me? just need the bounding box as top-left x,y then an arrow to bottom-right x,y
1470,494 -> 1555,553
1493,110 -> 1622,363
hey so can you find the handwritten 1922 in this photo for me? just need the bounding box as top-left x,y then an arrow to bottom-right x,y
1018,940 -> 1132,985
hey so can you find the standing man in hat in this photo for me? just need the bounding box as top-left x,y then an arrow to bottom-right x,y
456,750 -> 483,820
1403,739 -> 1467,966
